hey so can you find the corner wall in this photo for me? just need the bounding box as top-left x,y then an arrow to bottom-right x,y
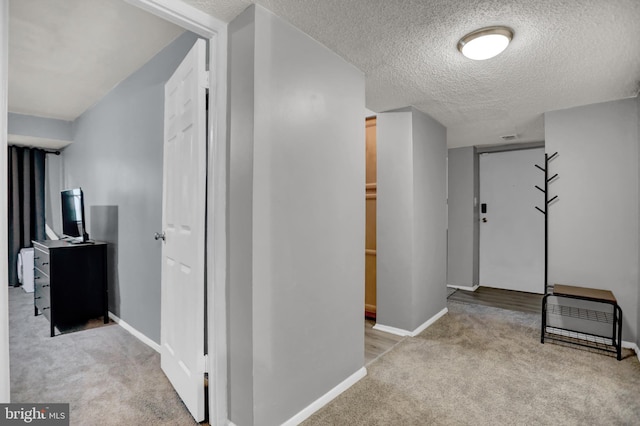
447,146 -> 478,288
228,5 -> 365,425
411,109 -> 447,325
377,108 -> 447,332
545,97 -> 639,343
61,31 -> 198,344
376,112 -> 413,330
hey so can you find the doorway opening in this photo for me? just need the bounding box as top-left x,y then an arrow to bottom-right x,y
1,1 -> 228,423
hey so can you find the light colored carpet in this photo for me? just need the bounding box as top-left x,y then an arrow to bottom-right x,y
8,287 -> 198,425
11,285 -> 640,425
304,300 -> 640,425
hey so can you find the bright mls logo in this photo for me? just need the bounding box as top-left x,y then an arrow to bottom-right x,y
1,404 -> 69,425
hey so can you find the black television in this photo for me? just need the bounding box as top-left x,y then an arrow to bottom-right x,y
61,188 -> 89,243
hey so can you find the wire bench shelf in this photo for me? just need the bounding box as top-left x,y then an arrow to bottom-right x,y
541,284 -> 622,360
546,304 -> 614,324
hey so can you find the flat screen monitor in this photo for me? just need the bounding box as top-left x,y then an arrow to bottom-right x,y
61,188 -> 89,243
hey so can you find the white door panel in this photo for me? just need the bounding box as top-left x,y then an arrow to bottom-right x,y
479,149 -> 544,294
161,38 -> 207,422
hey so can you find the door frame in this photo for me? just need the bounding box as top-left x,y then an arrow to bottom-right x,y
1,0 -> 10,404
0,1 -> 229,424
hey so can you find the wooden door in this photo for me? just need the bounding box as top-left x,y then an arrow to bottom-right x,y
365,117 -> 377,318
160,38 -> 208,422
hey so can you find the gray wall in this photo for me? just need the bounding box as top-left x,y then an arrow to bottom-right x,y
377,108 -> 447,332
59,31 -> 197,344
8,113 -> 72,142
376,112 -> 414,330
411,109 -> 447,325
638,94 -> 640,349
545,97 -> 639,343
446,146 -> 479,288
228,5 -> 365,425
227,8 -> 255,425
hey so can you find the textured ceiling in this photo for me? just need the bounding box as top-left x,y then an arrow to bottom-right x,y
8,0 -> 640,148
8,0 -> 184,121
184,0 -> 640,148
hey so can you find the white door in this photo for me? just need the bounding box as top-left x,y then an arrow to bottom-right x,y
479,148 -> 545,294
160,38 -> 208,422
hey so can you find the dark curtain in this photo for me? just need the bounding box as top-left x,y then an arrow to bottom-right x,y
8,146 -> 46,286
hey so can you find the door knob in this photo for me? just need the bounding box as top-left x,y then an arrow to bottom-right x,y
154,232 -> 166,241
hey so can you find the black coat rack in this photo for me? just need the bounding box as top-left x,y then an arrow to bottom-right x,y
535,152 -> 558,294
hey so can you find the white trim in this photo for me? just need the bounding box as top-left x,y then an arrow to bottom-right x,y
622,341 -> 640,363
281,367 -> 367,426
125,2 -> 229,424
0,0 -> 9,403
109,312 -> 161,353
447,284 -> 479,292
372,324 -> 411,337
411,307 -> 449,336
208,27 -> 229,426
374,307 -> 449,337
123,0 -> 223,38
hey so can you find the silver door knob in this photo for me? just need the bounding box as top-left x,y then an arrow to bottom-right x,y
154,232 -> 166,241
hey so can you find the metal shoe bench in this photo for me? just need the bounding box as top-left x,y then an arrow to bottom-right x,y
541,284 -> 622,360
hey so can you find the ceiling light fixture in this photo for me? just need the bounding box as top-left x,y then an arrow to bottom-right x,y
458,26 -> 513,60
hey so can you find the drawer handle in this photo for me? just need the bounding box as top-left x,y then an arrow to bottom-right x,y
34,276 -> 40,280
42,307 -> 50,311
34,257 -> 39,260
42,285 -> 50,288
42,262 -> 49,265
35,296 -> 41,300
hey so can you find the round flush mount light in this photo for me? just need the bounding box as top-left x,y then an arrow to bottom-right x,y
457,26 -> 513,60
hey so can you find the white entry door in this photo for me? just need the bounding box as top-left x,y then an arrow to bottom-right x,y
160,38 -> 208,422
479,148 -> 545,294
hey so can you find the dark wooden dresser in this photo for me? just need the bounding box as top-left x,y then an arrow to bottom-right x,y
33,240 -> 108,337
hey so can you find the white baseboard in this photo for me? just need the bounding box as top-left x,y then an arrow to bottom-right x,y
447,284 -> 479,292
374,307 -> 449,337
372,323 -> 411,337
411,307 -> 448,336
622,341 -> 640,363
108,312 -> 161,353
281,367 -> 367,426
